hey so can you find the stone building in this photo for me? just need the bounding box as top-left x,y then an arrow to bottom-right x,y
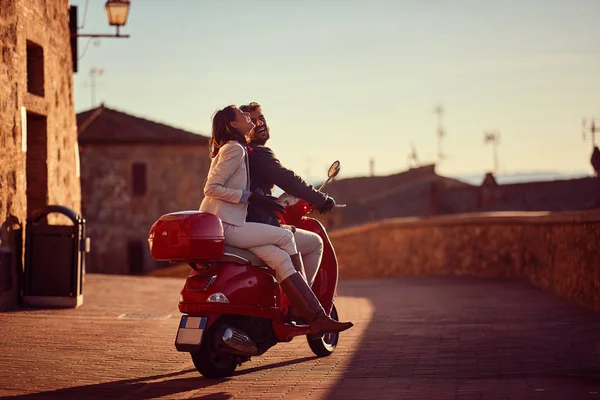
438,175 -> 600,214
314,164 -> 600,232
313,164 -> 472,231
76,105 -> 210,275
0,0 -> 81,310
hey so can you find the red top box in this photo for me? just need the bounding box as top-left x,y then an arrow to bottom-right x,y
148,211 -> 225,262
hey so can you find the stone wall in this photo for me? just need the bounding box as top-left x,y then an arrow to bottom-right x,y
0,0 -> 80,310
79,143 -> 210,274
330,210 -> 600,312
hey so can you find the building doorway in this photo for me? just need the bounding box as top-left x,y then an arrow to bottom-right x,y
25,113 -> 48,221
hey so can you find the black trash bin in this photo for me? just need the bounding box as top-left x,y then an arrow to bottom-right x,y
22,205 -> 89,308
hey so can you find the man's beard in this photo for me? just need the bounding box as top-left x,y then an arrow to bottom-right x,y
251,127 -> 270,145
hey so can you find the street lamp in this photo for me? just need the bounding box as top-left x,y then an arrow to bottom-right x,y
104,0 -> 131,36
70,0 -> 131,72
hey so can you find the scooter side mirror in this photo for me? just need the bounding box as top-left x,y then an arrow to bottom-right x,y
318,161 -> 341,192
328,161 -> 341,179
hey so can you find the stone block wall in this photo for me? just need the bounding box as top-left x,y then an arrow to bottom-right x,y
329,210 -> 600,311
0,0 -> 80,310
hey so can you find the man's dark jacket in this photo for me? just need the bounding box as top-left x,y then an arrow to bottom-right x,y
247,142 -> 327,226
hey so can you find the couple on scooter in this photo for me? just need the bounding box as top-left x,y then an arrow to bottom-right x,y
199,103 -> 353,337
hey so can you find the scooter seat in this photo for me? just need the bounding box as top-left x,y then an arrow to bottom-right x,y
222,245 -> 267,268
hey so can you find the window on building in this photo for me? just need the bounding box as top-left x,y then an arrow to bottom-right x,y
131,162 -> 147,196
127,240 -> 145,275
26,41 -> 44,97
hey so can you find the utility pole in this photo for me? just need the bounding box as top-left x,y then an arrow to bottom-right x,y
582,118 -> 598,150
89,67 -> 104,108
484,131 -> 500,175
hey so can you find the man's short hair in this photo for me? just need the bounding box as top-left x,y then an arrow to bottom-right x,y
240,102 -> 261,113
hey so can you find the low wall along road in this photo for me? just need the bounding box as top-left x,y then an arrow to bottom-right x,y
330,209 -> 600,312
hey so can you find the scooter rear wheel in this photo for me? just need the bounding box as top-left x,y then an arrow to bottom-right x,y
307,304 -> 340,357
191,323 -> 237,378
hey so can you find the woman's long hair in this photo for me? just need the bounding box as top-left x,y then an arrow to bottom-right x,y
209,105 -> 248,157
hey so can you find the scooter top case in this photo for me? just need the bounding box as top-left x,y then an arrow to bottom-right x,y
148,211 -> 225,262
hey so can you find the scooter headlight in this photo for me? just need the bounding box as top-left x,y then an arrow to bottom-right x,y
207,292 -> 229,303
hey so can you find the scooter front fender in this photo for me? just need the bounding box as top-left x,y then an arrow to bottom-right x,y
296,217 -> 338,314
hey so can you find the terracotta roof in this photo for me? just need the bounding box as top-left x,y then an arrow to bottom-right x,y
320,164 -> 475,229
315,163 -> 599,230
76,104 -> 209,145
479,177 -> 600,212
324,164 -> 472,205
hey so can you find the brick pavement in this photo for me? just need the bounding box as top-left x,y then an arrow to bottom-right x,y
0,274 -> 599,399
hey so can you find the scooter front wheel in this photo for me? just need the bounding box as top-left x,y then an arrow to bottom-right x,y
306,303 -> 340,357
191,323 -> 237,378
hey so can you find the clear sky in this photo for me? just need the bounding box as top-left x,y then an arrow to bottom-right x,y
71,0 -> 600,181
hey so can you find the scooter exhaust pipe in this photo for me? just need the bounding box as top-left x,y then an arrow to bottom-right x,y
221,325 -> 260,356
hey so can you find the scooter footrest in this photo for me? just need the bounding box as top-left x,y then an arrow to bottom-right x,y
285,321 -> 309,328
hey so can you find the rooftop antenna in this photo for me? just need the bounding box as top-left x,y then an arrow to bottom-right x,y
407,142 -> 419,168
582,118 -> 598,150
305,157 -> 314,181
434,104 -> 446,161
89,67 -> 104,108
484,131 -> 501,175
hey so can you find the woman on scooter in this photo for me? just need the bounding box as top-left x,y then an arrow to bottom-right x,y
199,105 -> 353,336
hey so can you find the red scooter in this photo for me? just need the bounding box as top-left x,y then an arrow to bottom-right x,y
148,161 -> 346,378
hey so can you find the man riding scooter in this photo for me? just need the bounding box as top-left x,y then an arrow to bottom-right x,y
240,102 -> 336,289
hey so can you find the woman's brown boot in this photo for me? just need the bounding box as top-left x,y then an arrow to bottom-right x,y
290,252 -> 307,281
287,253 -> 307,322
280,272 -> 353,336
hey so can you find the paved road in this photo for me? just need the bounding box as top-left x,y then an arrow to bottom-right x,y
0,274 -> 599,399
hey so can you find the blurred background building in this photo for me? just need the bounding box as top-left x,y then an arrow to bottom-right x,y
76,105 -> 209,275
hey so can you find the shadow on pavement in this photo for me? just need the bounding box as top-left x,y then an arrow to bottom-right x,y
0,356 -> 318,399
235,355 -> 317,376
0,368 -> 229,400
327,276 -> 600,399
